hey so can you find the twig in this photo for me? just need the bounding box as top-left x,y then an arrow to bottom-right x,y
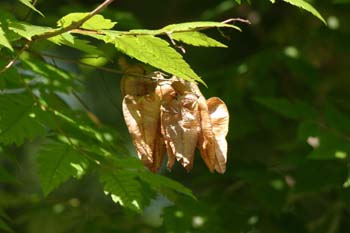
0,0 -> 114,75
67,17 -> 246,37
166,32 -> 186,54
34,0 -> 114,41
0,42 -> 31,74
221,18 -> 251,25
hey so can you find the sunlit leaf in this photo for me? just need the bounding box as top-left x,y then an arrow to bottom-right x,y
282,0 -> 326,24
19,0 -> 44,17
0,26 -> 13,51
49,32 -> 104,55
171,31 -> 227,47
100,170 -> 144,212
57,12 -> 116,30
37,141 -> 89,196
8,21 -> 53,40
103,33 -> 204,83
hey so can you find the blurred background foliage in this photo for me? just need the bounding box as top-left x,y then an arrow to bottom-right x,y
1,0 -> 350,232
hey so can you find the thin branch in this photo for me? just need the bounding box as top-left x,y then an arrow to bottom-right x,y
67,17 -> 246,37
0,42 -> 32,74
34,0 -> 114,41
166,32 -> 186,54
0,0 -> 114,75
222,18 -> 251,25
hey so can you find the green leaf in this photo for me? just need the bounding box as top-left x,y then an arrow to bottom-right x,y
324,103 -> 350,134
171,31 -> 227,47
138,172 -> 196,200
51,109 -> 107,144
255,97 -> 316,119
0,217 -> 12,233
0,26 -> 13,51
102,33 -> 204,84
8,21 -> 53,40
20,58 -> 76,93
297,120 -> 320,141
37,141 -> 89,196
0,167 -> 18,184
99,170 -> 144,212
49,33 -> 104,55
282,0 -> 326,24
0,93 -> 46,145
57,13 -> 116,30
307,132 -> 350,160
19,0 -> 44,17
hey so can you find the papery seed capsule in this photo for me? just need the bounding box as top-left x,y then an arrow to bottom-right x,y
121,69 -> 165,172
207,97 -> 229,173
157,79 -> 200,171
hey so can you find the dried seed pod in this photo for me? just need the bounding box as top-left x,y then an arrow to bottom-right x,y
157,79 -> 200,171
156,80 -> 177,169
122,93 -> 164,172
188,83 -> 229,173
121,68 -> 165,172
121,65 -> 156,97
188,83 -> 217,172
207,97 -> 229,173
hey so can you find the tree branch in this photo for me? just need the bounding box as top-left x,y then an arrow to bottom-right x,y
0,0 -> 114,75
34,0 -> 114,41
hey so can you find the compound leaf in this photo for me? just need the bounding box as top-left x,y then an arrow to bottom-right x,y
0,93 -> 46,145
103,33 -> 204,84
99,170 -> 144,212
37,141 -> 89,196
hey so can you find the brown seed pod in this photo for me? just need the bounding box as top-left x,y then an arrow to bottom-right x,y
207,97 -> 229,173
122,93 -> 164,172
157,79 -> 200,171
121,68 -> 165,172
120,65 -> 156,97
188,83 -> 217,172
121,68 -> 229,173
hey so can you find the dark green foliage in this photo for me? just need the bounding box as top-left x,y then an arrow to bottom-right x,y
1,0 -> 350,233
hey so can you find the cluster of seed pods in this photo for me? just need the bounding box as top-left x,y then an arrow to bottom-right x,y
121,67 -> 229,173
